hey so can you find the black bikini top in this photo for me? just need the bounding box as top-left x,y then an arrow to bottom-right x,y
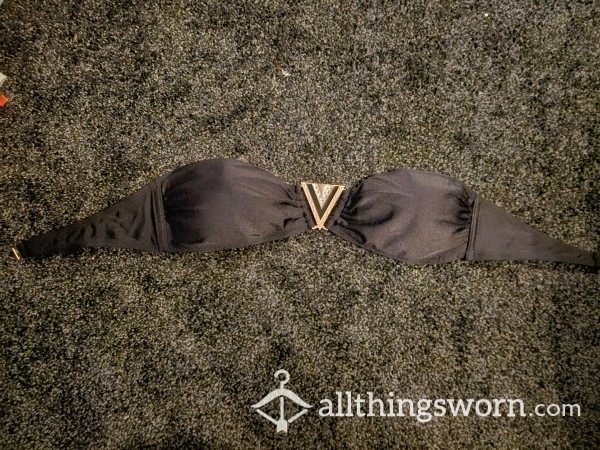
11,158 -> 598,267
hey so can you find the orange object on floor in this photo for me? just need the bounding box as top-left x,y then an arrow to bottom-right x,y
0,93 -> 8,107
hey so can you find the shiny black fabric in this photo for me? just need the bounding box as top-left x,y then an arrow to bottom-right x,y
329,169 -> 477,264
13,158 -> 598,267
159,159 -> 307,252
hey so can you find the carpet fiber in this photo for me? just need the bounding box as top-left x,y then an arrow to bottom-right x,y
1,1 -> 599,448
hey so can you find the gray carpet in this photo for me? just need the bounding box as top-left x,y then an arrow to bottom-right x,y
1,1 -> 599,448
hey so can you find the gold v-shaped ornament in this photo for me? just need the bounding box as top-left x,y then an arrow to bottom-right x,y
300,182 -> 345,230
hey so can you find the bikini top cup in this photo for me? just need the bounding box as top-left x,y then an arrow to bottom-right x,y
11,158 -> 599,267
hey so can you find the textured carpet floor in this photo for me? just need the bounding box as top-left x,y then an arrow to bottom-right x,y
1,1 -> 599,448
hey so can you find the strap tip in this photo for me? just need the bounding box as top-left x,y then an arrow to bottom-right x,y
11,247 -> 22,260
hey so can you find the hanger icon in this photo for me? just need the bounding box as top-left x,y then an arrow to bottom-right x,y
251,369 -> 313,433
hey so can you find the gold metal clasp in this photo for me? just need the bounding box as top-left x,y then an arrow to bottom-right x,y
300,182 -> 345,230
11,247 -> 22,260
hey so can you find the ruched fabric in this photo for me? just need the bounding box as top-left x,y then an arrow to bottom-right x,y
328,169 -> 477,265
12,158 -> 598,267
159,159 -> 308,252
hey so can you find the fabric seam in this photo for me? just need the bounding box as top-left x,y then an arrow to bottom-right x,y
152,176 -> 169,252
466,195 -> 481,260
